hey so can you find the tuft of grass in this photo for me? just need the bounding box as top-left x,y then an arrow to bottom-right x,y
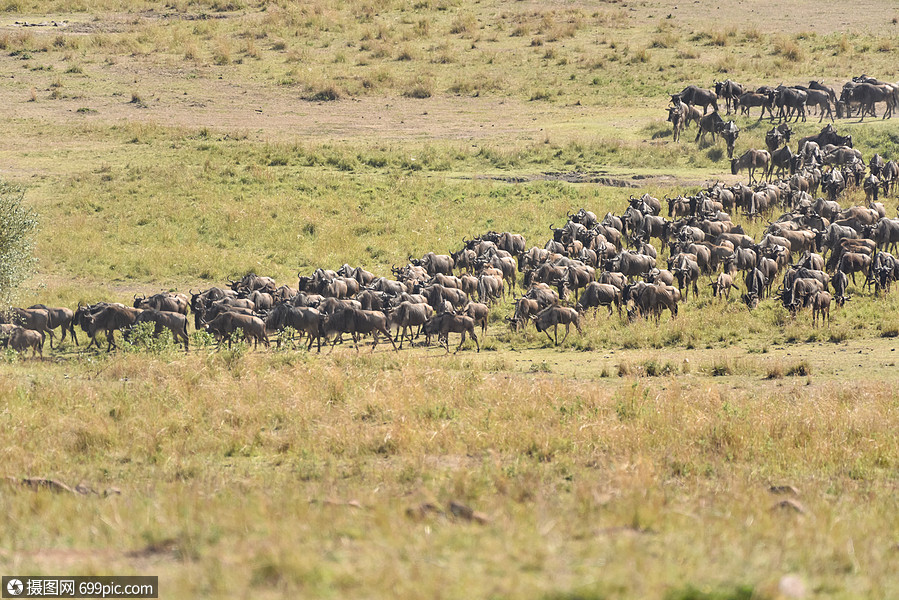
710,359 -> 732,377
306,85 -> 341,102
449,12 -> 478,36
773,36 -> 804,61
785,360 -> 812,377
403,80 -> 433,99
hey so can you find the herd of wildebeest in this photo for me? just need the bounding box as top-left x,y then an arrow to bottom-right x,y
2,76 -> 899,357
668,75 -> 899,177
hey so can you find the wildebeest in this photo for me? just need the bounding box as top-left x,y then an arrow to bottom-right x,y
695,111 -> 724,144
603,251 -> 656,279
0,307 -> 53,349
668,105 -> 684,142
711,272 -> 733,300
731,149 -> 770,184
623,282 -> 679,322
720,120 -> 739,159
134,292 -> 189,315
203,311 -> 269,350
464,302 -> 489,337
264,303 -> 324,351
838,252 -> 873,286
831,269 -> 849,306
677,85 -> 719,114
27,304 -> 77,346
133,309 -> 190,351
735,91 -> 775,120
423,312 -> 480,353
575,282 -> 622,316
321,308 -> 396,353
82,304 -> 142,351
772,85 -> 808,122
388,301 -> 434,348
715,79 -> 744,114
801,291 -> 832,326
871,218 -> 899,254
413,252 -> 455,277
532,305 -> 581,345
2,327 -> 43,358
229,273 -> 276,294
508,296 -> 540,331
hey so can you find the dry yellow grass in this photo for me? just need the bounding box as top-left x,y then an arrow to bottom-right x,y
1,347 -> 898,598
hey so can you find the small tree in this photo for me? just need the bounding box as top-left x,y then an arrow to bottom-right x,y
0,181 -> 37,304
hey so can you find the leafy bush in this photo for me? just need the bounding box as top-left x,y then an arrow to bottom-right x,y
0,181 -> 36,305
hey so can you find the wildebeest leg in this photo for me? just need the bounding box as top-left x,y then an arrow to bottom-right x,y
328,334 -> 340,354
383,326 -> 398,352
455,331 -> 466,354
542,327 -> 554,345
560,323 -> 571,344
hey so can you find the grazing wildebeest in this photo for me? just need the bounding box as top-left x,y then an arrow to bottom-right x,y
532,305 -> 581,345
508,296 -> 541,332
831,269 -> 849,306
133,309 -> 190,351
264,303 -> 324,351
2,327 -> 43,358
711,272 -> 733,300
82,304 -> 143,351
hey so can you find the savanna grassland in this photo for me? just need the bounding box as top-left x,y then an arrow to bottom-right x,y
2,1 -> 899,598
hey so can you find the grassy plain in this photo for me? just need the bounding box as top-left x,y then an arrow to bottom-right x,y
2,1 -> 899,598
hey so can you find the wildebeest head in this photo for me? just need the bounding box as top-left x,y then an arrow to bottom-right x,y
741,292 -> 759,311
